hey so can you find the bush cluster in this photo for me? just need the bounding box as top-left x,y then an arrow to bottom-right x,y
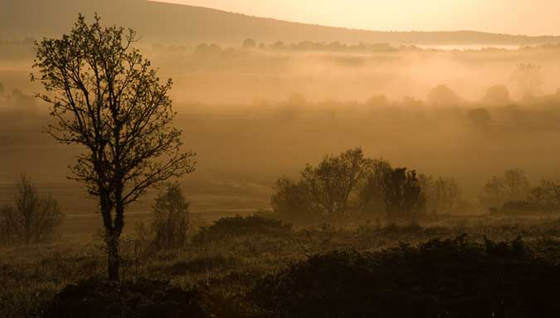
252,236 -> 560,318
44,278 -> 207,318
193,215 -> 292,243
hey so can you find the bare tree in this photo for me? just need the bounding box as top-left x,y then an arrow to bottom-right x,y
0,176 -> 64,245
32,15 -> 195,281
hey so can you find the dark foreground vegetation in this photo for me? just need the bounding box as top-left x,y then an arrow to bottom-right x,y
253,235 -> 560,318
4,214 -> 560,317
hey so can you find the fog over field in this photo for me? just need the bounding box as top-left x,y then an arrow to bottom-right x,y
2,1 -> 560,317
3,41 -> 560,222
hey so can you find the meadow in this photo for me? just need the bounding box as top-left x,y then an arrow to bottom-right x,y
4,212 -> 560,317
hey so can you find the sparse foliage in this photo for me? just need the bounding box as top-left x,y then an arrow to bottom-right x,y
271,178 -> 319,223
301,148 -> 373,216
0,176 -> 64,245
32,15 -> 195,280
151,183 -> 190,250
272,148 -> 373,220
511,63 -> 543,97
480,169 -> 530,209
421,176 -> 461,214
527,179 -> 560,212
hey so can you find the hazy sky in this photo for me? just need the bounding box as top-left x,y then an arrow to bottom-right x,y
152,0 -> 559,35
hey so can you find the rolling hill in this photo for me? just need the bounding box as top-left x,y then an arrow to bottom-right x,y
1,0 -> 558,45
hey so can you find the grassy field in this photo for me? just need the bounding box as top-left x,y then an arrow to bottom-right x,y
3,212 -> 560,317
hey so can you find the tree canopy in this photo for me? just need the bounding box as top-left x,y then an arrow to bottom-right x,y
33,14 -> 195,280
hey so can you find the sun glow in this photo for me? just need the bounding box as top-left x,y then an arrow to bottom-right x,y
150,0 -> 560,36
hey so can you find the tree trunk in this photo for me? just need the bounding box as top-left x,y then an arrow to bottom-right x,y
107,232 -> 120,281
100,188 -> 121,282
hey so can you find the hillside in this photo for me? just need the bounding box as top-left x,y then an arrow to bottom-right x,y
1,0 -> 558,45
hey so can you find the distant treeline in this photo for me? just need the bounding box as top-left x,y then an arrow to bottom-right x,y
172,40 -> 560,54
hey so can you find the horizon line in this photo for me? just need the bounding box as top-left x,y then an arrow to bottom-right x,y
147,0 -> 559,38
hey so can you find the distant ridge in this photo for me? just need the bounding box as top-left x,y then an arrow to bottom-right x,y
1,0 -> 558,45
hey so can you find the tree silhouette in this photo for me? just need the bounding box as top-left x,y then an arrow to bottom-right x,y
302,148 -> 372,216
480,169 -> 530,209
32,15 -> 195,281
151,183 -> 190,250
272,148 -> 373,220
421,175 -> 461,214
358,159 -> 392,214
0,176 -> 64,245
382,168 -> 425,219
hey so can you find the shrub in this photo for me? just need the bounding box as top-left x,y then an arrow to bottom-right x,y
193,215 -> 292,243
252,236 -> 560,318
271,178 -> 320,224
381,167 -> 425,220
499,200 -> 541,214
44,278 -> 207,318
272,148 -> 373,221
165,255 -> 239,276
